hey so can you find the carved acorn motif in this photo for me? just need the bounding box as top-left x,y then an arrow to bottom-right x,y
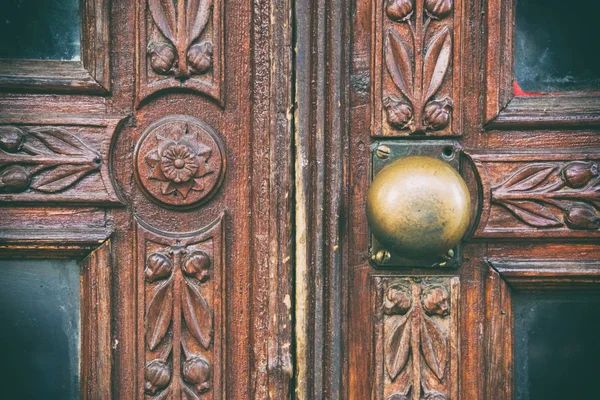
144,359 -> 171,394
384,98 -> 413,129
183,355 -> 211,393
148,41 -> 176,74
421,285 -> 449,316
423,98 -> 453,130
564,203 -> 600,230
183,251 -> 211,282
385,0 -> 414,21
561,161 -> 599,188
425,0 -> 453,19
384,284 -> 412,315
0,165 -> 31,193
188,42 -> 213,74
0,126 -> 25,153
145,253 -> 173,282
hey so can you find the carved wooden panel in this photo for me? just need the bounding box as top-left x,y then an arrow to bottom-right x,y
134,115 -> 226,209
469,152 -> 600,238
0,114 -> 125,205
373,276 -> 459,400
136,214 -> 225,399
372,0 -> 462,137
136,0 -> 224,106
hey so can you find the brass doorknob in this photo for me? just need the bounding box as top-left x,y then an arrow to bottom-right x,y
366,155 -> 471,261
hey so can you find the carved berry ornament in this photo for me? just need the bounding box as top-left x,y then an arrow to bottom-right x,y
136,216 -> 224,399
374,0 -> 459,136
0,119 -> 122,204
137,0 -> 223,105
492,161 -> 600,230
375,277 -> 458,400
134,116 -> 225,209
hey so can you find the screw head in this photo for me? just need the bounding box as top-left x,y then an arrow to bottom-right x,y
376,145 -> 391,160
372,249 -> 391,264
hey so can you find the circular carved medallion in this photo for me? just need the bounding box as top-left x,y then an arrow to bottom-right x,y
134,116 -> 225,208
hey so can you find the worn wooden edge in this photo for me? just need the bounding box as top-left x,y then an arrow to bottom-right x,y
486,96 -> 600,130
488,258 -> 600,292
294,0 -> 350,395
484,265 -> 513,400
81,0 -> 112,91
0,227 -> 113,258
80,238 -> 113,399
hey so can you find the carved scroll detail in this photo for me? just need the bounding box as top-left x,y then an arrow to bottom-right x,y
373,0 -> 460,136
469,152 -> 600,238
136,215 -> 225,399
375,277 -> 459,400
0,116 -> 124,204
136,0 -> 223,106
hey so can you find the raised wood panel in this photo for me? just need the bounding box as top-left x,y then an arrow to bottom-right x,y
468,151 -> 600,238
0,114 -> 126,205
372,0 -> 462,136
135,0 -> 224,107
373,276 -> 459,400
489,259 -> 600,292
135,214 -> 225,399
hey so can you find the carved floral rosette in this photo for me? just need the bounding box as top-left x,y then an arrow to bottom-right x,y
136,0 -> 224,106
134,115 -> 226,209
373,276 -> 459,400
0,115 -> 125,204
136,215 -> 225,399
469,152 -> 600,238
372,0 -> 461,136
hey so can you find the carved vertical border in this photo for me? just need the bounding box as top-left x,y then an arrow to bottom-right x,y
372,0 -> 462,137
373,276 -> 459,400
136,214 -> 225,399
136,0 -> 225,107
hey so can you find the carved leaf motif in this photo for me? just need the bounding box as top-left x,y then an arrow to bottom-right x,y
147,279 -> 174,351
26,127 -> 98,157
148,0 -> 177,43
183,384 -> 201,400
420,315 -> 448,381
182,277 -> 213,349
498,200 -> 562,228
31,164 -> 96,193
498,164 -> 557,192
186,0 -> 213,46
385,29 -> 414,101
385,312 -> 412,381
422,27 -> 452,102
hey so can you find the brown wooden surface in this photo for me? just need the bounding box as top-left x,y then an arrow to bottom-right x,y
0,0 -> 293,397
1,0 -> 600,397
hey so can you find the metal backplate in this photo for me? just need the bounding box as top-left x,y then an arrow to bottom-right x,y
369,140 -> 463,268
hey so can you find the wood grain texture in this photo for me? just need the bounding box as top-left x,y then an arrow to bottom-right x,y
372,0 -> 462,136
135,215 -> 225,399
0,114 -> 126,205
136,0 -> 224,106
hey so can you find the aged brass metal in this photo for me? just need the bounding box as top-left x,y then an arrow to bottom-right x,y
366,155 -> 471,261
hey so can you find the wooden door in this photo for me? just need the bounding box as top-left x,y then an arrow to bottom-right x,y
294,0 -> 600,398
0,0 -> 294,398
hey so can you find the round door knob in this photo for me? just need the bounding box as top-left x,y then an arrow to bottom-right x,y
366,155 -> 471,261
